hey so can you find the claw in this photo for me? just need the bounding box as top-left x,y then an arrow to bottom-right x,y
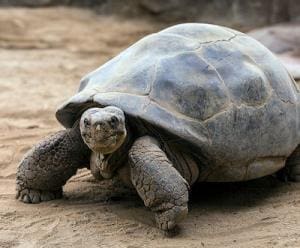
23,194 -> 31,203
155,205 -> 188,231
16,187 -> 63,204
30,191 -> 41,204
15,190 -> 20,199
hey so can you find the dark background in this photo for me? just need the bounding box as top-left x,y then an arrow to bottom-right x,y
1,0 -> 299,30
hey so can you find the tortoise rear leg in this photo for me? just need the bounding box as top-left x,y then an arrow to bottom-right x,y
16,124 -> 90,203
129,136 -> 189,231
277,145 -> 300,182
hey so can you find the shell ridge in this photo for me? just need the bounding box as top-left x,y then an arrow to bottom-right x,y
148,60 -> 159,97
196,33 -> 238,46
158,31 -> 239,50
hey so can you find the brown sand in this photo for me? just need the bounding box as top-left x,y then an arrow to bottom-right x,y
0,7 -> 300,248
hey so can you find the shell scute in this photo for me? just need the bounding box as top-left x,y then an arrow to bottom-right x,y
150,52 -> 229,121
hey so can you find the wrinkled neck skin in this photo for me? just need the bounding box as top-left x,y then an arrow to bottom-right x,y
92,123 -> 133,179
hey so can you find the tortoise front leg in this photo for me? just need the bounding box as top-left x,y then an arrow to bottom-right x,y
129,136 -> 189,231
16,125 -> 90,203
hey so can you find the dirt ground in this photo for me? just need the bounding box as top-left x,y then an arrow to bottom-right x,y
0,7 -> 300,248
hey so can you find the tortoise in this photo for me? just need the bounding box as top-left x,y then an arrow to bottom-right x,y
16,23 -> 300,231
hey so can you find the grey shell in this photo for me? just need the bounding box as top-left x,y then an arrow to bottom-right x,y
56,23 -> 300,181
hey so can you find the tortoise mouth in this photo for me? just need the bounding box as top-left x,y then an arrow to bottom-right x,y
82,128 -> 127,154
96,135 -> 118,149
103,131 -> 125,140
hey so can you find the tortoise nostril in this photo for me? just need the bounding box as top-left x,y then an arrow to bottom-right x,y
95,124 -> 101,131
94,121 -> 105,132
94,121 -> 104,126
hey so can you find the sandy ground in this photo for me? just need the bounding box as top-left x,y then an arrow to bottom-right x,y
0,7 -> 300,248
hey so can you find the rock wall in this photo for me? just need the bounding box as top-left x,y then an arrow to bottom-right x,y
0,0 -> 299,30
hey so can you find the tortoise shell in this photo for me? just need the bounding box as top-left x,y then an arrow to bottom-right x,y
56,24 -> 300,181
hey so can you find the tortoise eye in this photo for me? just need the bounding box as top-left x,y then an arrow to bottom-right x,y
109,116 -> 119,128
84,118 -> 90,127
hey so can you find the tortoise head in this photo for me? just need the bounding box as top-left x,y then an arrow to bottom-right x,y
80,106 -> 127,154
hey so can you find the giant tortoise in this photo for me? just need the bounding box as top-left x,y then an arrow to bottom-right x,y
16,23 -> 300,231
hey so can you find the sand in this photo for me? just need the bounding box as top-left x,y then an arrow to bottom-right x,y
0,7 -> 300,248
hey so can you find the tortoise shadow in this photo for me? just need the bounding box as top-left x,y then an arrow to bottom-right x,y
60,174 -> 293,230
189,176 -> 288,211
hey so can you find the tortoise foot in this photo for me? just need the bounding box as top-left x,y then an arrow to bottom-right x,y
155,205 -> 188,231
16,187 -> 62,204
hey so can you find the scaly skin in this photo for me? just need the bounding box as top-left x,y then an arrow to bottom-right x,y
129,136 -> 189,231
16,123 -> 90,203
